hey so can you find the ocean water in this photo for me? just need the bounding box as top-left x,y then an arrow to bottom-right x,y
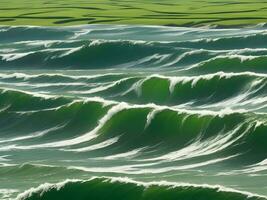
0,24 -> 267,200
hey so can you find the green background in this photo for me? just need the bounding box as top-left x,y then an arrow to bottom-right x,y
1,0 -> 267,26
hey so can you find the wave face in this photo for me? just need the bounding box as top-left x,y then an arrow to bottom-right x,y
16,177 -> 266,200
0,24 -> 267,200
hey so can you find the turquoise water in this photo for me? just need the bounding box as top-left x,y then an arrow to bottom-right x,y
0,24 -> 267,200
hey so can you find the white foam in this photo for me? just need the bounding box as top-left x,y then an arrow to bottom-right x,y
16,176 -> 267,200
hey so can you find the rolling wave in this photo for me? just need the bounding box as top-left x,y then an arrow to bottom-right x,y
0,88 -> 266,167
0,40 -> 177,69
16,177 -> 266,200
1,41 -> 267,69
1,71 -> 267,107
190,55 -> 267,73
0,24 -> 267,70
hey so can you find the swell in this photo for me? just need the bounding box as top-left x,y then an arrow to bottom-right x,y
1,88 -> 267,165
1,25 -> 267,46
176,33 -> 267,50
0,31 -> 267,70
0,88 -> 69,111
0,40 -> 178,69
0,26 -> 72,43
0,89 -> 111,142
100,72 -> 266,106
1,72 -> 267,106
16,177 -> 266,200
189,55 -> 267,73
0,72 -> 126,83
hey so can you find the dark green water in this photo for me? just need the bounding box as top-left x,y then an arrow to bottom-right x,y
0,24 -> 267,200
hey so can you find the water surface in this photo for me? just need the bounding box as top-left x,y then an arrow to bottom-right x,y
1,24 -> 267,200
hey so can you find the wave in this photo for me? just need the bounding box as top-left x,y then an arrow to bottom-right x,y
2,71 -> 267,107
16,177 -> 267,200
0,89 -> 112,142
1,88 -> 267,166
0,26 -> 72,43
190,55 -> 267,73
0,88 -> 69,111
0,31 -> 266,70
1,25 -> 267,198
115,72 -> 266,105
0,72 -> 126,85
0,40 -> 177,69
176,33 -> 267,50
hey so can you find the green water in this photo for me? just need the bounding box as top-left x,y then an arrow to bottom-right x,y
0,24 -> 267,200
